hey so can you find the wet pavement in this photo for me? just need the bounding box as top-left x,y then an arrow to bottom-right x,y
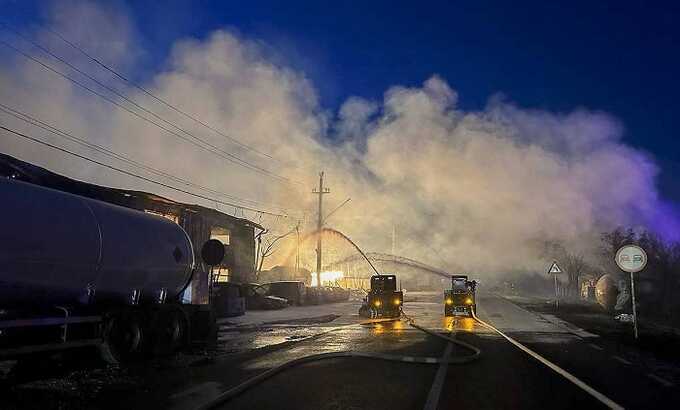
3,292 -> 680,409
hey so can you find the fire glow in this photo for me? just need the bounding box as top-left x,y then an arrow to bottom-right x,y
310,270 -> 344,286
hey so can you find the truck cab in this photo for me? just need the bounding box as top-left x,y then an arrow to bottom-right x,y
444,275 -> 476,317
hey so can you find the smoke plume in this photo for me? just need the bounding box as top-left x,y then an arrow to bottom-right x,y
0,1 -> 674,276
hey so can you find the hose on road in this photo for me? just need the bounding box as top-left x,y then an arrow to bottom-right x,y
470,310 -> 624,410
402,310 -> 480,361
196,312 -> 482,410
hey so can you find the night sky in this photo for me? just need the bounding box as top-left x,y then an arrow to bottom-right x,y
4,0 -> 680,200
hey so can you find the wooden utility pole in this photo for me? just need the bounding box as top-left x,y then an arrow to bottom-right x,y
313,171 -> 330,287
295,222 -> 300,272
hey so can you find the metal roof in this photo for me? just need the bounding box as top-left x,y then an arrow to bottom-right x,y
0,152 -> 264,231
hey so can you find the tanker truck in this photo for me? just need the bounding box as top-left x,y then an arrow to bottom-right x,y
0,178 -> 218,363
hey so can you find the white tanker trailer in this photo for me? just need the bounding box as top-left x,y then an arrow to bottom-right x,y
0,178 -> 218,362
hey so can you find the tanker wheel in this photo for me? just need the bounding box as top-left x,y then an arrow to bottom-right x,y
99,310 -> 148,363
150,308 -> 188,357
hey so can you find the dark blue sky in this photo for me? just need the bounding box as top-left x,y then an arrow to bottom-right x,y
4,0 -> 680,199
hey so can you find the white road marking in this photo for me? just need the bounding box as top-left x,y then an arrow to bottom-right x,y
612,355 -> 632,365
473,313 -> 624,410
647,373 -> 674,387
423,333 -> 455,410
588,343 -> 604,351
534,313 -> 599,338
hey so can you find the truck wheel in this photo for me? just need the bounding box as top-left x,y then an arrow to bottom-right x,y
150,307 -> 188,357
99,310 -> 147,363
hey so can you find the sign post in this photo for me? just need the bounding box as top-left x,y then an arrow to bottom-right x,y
547,261 -> 562,310
615,245 -> 647,340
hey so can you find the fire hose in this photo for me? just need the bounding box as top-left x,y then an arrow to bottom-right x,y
197,306 -> 624,410
196,309 -> 481,410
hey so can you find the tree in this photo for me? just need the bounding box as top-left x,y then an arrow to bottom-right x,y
562,252 -> 588,298
255,226 -> 298,279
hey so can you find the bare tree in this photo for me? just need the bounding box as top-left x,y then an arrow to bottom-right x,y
255,226 -> 298,278
562,252 -> 588,298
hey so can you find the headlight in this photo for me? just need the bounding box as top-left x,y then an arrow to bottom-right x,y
394,299 -> 401,305
465,298 -> 473,305
374,300 -> 381,307
445,299 -> 453,305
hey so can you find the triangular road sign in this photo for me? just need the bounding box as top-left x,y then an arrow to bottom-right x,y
548,261 -> 562,274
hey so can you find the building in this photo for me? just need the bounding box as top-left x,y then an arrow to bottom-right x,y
0,153 -> 263,304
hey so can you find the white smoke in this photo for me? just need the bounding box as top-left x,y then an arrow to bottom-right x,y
0,1 -> 666,275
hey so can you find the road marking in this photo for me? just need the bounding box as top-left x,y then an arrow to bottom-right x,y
533,313 -> 599,338
647,373 -> 674,387
473,313 -> 624,410
612,355 -> 632,365
423,333 -> 455,410
588,343 -> 604,351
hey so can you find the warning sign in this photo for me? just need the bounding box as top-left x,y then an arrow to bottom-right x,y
547,261 -> 562,274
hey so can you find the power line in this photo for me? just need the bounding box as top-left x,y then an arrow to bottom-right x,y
37,23 -> 289,165
0,31 -> 303,187
0,102 -> 295,214
0,123 -> 289,217
0,26 -> 300,185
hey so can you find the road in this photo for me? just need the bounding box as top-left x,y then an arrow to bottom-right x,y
5,292 -> 678,409
163,292 -> 679,410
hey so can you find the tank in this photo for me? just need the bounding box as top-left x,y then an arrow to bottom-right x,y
595,274 -> 619,311
0,178 -> 194,308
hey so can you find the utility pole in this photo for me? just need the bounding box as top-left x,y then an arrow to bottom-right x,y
295,222 -> 300,272
313,171 -> 330,287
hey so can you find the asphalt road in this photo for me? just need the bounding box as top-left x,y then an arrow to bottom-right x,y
164,292 -> 680,410
6,292 -> 677,409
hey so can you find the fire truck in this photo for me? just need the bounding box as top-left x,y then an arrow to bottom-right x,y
359,275 -> 403,318
444,275 -> 476,317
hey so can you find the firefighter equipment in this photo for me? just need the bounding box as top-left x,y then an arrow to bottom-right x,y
444,275 -> 476,317
359,274 -> 403,318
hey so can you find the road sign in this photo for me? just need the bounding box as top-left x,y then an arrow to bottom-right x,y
615,245 -> 647,273
547,261 -> 562,310
547,261 -> 562,274
615,244 -> 647,340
